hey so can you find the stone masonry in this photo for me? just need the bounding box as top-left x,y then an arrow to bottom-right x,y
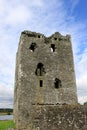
14,31 -> 79,130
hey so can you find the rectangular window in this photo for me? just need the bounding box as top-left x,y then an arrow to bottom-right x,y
51,44 -> 55,52
40,80 -> 43,87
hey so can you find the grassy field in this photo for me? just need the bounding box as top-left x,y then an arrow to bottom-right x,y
0,112 -> 6,115
0,112 -> 13,115
0,120 -> 15,130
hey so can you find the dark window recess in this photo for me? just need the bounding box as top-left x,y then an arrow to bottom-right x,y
51,44 -> 55,52
40,80 -> 43,87
35,63 -> 46,76
54,78 -> 61,88
38,35 -> 40,38
29,42 -> 37,52
54,37 -> 57,40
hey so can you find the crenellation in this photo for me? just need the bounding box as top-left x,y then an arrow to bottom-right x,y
21,31 -> 71,43
22,30 -> 45,39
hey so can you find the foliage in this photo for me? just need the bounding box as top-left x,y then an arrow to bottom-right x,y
84,101 -> 87,105
0,108 -> 13,113
0,120 -> 15,130
0,109 -> 13,115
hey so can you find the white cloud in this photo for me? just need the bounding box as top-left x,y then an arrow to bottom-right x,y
0,84 -> 13,97
78,96 -> 87,104
76,49 -> 87,101
0,1 -> 32,26
77,75 -> 87,90
28,0 -> 44,7
76,49 -> 87,76
0,35 -> 16,77
0,84 -> 13,108
6,5 -> 31,26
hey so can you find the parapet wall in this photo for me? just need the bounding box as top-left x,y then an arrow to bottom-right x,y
32,105 -> 87,130
22,30 -> 71,42
15,105 -> 87,130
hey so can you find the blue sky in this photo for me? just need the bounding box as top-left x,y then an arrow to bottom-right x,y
0,0 -> 87,108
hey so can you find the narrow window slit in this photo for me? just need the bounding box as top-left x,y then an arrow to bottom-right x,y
40,80 -> 43,87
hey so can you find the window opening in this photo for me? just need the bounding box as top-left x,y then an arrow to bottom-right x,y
29,42 -> 37,52
38,35 -> 40,38
40,80 -> 43,87
54,78 -> 61,88
54,37 -> 57,40
35,63 -> 46,76
51,44 -> 55,52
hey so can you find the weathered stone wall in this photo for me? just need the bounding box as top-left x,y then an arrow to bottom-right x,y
14,105 -> 87,130
31,105 -> 87,130
14,31 -> 78,130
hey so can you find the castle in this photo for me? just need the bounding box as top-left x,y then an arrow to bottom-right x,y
14,31 -> 87,130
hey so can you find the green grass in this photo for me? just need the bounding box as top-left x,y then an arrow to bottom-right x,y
0,120 -> 15,130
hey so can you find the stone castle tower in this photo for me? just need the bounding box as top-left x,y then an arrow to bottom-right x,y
14,31 -> 78,129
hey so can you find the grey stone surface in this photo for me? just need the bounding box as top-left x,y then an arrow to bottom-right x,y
31,105 -> 87,130
14,31 -> 78,130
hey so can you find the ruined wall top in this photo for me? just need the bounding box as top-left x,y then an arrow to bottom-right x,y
21,30 -> 71,42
